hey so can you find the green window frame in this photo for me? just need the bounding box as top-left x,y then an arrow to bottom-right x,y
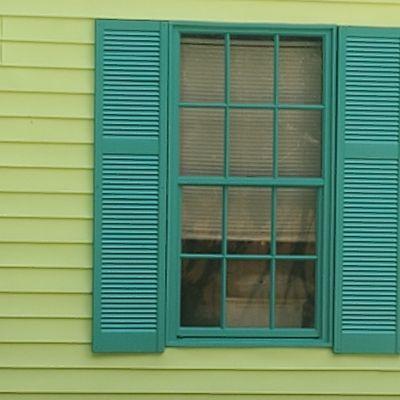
166,23 -> 336,347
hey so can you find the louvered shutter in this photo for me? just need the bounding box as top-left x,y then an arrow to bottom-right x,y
335,27 -> 400,353
93,20 -> 167,352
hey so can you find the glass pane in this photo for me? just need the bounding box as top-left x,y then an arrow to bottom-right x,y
277,188 -> 316,255
181,259 -> 221,326
231,36 -> 274,103
227,260 -> 270,327
279,110 -> 321,177
230,109 -> 273,176
279,37 -> 322,104
181,186 -> 222,254
180,35 -> 225,102
228,187 -> 271,254
180,108 -> 225,176
276,260 -> 315,328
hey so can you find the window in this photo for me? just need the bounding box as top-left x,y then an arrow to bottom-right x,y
94,21 -> 400,354
167,26 -> 333,345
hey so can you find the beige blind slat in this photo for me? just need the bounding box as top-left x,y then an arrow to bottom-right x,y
180,37 -> 321,243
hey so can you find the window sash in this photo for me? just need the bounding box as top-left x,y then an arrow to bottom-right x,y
167,23 -> 335,345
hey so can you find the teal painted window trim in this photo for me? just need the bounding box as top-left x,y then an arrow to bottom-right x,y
166,23 -> 336,347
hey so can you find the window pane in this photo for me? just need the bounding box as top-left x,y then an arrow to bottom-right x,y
279,110 -> 322,177
227,260 -> 270,327
279,37 -> 322,104
230,109 -> 273,176
230,36 -> 274,103
228,187 -> 271,254
180,35 -> 225,102
181,186 -> 222,253
276,188 -> 316,255
181,259 -> 221,326
276,260 -> 315,328
180,108 -> 224,176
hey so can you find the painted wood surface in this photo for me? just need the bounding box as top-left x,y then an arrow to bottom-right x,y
1,1 -> 400,397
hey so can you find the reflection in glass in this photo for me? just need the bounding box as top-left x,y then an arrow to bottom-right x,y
279,37 -> 322,104
277,188 -> 316,255
279,110 -> 321,177
180,35 -> 225,102
230,109 -> 273,176
226,260 -> 270,327
181,186 -> 222,254
228,187 -> 271,254
276,260 -> 315,328
227,260 -> 270,327
180,108 -> 225,176
230,36 -> 274,103
181,259 -> 221,326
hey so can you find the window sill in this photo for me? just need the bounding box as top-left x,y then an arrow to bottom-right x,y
167,337 -> 331,348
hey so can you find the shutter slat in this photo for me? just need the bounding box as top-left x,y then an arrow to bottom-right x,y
335,27 -> 400,354
93,20 -> 167,352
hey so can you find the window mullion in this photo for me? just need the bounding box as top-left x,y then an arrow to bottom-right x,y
269,34 -> 280,330
220,32 -> 231,329
270,188 -> 277,329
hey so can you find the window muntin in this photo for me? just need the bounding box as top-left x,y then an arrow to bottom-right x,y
169,27 -> 332,343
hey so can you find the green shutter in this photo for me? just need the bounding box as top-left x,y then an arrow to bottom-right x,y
335,27 -> 400,353
93,20 -> 167,352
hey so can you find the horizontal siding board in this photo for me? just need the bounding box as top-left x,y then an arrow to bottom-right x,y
2,16 -> 94,44
1,0 -> 400,26
2,41 -> 93,69
0,294 -> 91,318
1,369 -> 400,395
0,168 -> 92,193
0,117 -> 93,144
0,218 -> 92,243
1,396 -> 400,400
0,92 -> 92,119
2,344 -> 400,371
0,268 -> 91,293
0,193 -> 92,218
0,67 -> 93,94
0,143 -> 93,169
0,243 -> 91,268
0,318 -> 90,343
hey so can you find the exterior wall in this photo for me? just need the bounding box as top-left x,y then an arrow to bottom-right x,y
1,0 -> 400,398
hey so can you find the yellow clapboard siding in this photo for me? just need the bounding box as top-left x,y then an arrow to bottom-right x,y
2,0 -> 400,26
0,368 -> 400,395
0,117 -> 93,144
0,92 -> 92,119
0,396 -> 399,400
2,41 -> 93,69
0,66 -> 93,93
0,167 -> 92,193
0,294 -> 91,318
3,344 -> 400,371
1,5 -> 400,400
0,218 -> 91,244
1,193 -> 92,218
0,116 -> 92,143
0,143 -> 93,169
0,268 -> 91,293
0,243 -> 91,268
3,16 -> 94,44
0,318 -> 90,343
